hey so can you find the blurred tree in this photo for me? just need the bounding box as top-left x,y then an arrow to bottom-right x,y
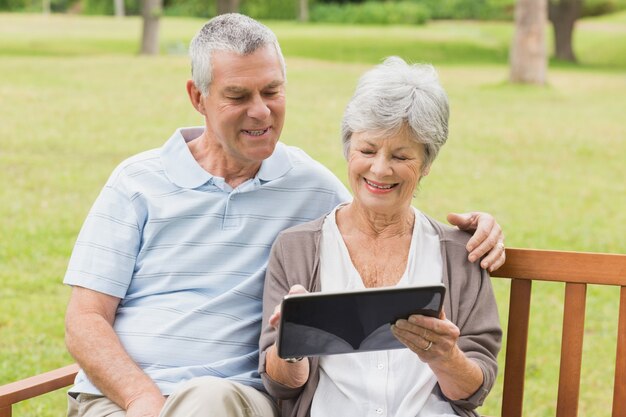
549,0 -> 582,61
510,0 -> 547,84
114,0 -> 125,16
140,0 -> 162,55
298,0 -> 309,21
217,0 -> 239,14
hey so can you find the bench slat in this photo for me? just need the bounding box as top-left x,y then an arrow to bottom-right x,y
613,286 -> 626,417
556,282 -> 586,417
494,249 -> 625,286
501,278 -> 532,417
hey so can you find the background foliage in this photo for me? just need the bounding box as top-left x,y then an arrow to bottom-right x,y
1,9 -> 625,417
3,0 -> 626,21
309,1 -> 430,24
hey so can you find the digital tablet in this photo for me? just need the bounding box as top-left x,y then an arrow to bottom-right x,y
276,284 -> 446,359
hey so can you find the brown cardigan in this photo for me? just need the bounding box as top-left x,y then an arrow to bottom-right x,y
259,214 -> 502,417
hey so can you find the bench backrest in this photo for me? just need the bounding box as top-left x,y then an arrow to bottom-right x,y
1,248 -> 625,417
491,248 -> 626,417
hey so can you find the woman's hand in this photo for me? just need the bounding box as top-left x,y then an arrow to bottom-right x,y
391,310 -> 459,362
266,284 -> 310,389
391,309 -> 483,400
447,212 -> 505,272
269,284 -> 308,329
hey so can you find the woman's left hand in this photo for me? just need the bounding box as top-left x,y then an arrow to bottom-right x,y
391,309 -> 484,400
391,309 -> 460,363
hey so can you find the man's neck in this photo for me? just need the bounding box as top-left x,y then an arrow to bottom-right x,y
188,132 -> 261,189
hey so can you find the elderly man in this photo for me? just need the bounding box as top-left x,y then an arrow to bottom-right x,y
63,13 -> 505,417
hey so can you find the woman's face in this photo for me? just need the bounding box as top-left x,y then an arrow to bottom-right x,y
347,128 -> 429,215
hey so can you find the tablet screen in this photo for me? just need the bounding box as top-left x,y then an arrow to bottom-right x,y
277,284 -> 445,359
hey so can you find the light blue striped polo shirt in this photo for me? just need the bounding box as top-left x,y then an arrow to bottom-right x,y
64,127 -> 351,395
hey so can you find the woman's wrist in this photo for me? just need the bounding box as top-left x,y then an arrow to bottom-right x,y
429,346 -> 483,400
267,344 -> 309,388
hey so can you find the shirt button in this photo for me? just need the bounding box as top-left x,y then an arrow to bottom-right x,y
377,363 -> 384,369
376,408 -> 383,414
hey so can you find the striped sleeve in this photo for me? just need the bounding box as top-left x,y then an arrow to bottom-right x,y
64,181 -> 141,299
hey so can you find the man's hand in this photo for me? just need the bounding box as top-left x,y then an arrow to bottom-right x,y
447,212 -> 505,272
65,286 -> 166,417
125,392 -> 166,417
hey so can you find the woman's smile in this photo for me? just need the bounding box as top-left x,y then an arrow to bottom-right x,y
363,178 -> 398,193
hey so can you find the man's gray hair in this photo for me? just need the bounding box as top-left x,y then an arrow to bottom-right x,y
189,13 -> 286,96
341,56 -> 449,170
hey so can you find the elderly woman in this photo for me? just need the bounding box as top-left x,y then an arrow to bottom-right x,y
258,57 -> 502,417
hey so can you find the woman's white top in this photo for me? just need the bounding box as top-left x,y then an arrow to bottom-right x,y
311,205 -> 457,417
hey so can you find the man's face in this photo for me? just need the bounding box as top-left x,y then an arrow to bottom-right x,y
197,46 -> 286,167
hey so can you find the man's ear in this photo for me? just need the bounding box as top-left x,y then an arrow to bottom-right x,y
186,80 -> 205,114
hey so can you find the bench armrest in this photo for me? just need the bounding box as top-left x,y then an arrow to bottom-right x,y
0,363 -> 78,412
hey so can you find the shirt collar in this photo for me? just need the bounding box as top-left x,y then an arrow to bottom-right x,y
161,127 -> 293,189
256,141 -> 292,182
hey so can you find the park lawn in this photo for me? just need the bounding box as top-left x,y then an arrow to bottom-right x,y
0,12 -> 625,417
3,11 -> 626,69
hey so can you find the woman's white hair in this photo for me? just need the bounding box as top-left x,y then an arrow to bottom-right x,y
341,56 -> 449,169
189,13 -> 286,96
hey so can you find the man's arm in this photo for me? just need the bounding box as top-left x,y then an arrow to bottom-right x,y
447,212 -> 505,272
65,286 -> 165,417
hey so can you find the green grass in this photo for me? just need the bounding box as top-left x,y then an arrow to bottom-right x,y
0,12 -> 625,417
2,12 -> 626,69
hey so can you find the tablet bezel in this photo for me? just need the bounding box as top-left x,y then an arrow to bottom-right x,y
276,284 -> 446,359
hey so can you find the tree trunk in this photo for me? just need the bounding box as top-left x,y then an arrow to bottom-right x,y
42,0 -> 50,14
549,0 -> 582,62
298,0 -> 309,22
140,0 -> 162,55
114,0 -> 125,18
216,0 -> 239,15
509,0 -> 548,85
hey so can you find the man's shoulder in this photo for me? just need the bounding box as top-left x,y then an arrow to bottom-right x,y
282,145 -> 336,177
111,128 -> 189,180
119,147 -> 161,169
278,144 -> 348,193
106,147 -> 163,188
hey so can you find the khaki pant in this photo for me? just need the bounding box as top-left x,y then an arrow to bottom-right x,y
67,376 -> 279,417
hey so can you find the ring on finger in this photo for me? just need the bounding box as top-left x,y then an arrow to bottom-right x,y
422,341 -> 433,351
497,241 -> 505,251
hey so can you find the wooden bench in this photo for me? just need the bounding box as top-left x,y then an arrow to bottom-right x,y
0,363 -> 79,417
1,248 -> 624,417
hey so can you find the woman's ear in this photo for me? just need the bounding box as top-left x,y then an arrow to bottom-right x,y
422,165 -> 431,177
